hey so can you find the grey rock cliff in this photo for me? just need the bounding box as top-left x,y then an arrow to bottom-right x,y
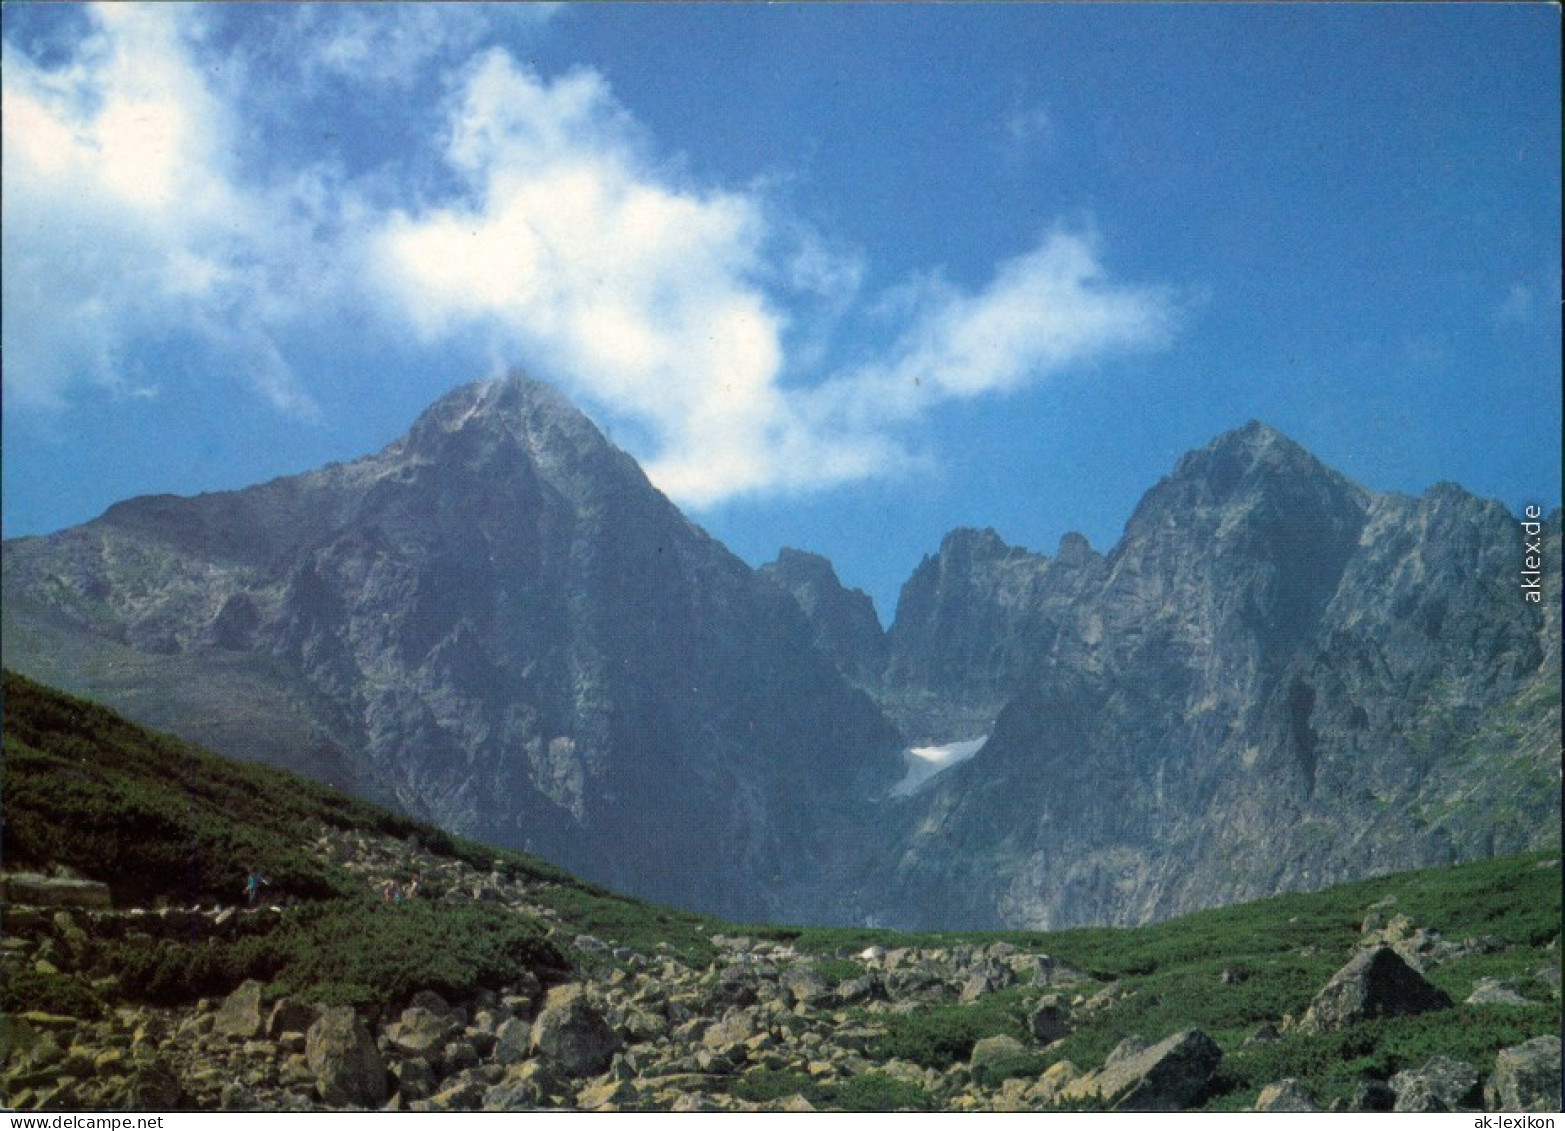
5,393 -> 1556,931
843,424 -> 1560,928
1,374 -> 902,921
757,548 -> 888,692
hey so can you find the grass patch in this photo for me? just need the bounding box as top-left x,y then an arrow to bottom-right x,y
83,898 -> 567,1014
871,991 -> 1031,1068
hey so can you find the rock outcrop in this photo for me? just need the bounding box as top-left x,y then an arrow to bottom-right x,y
1058,1029 -> 1221,1111
1391,1055 -> 1481,1112
1253,1078 -> 1321,1112
1299,946 -> 1452,1033
306,1007 -> 387,1108
529,985 -> 621,1078
1485,1036 -> 1562,1112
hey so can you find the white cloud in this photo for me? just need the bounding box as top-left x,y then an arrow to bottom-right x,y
374,50 -> 898,504
293,3 -> 559,91
375,51 -> 1177,507
799,228 -> 1175,441
1,3 -> 320,415
4,8 -> 1179,504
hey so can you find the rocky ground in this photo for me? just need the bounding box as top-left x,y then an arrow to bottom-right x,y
3,827 -> 1558,1113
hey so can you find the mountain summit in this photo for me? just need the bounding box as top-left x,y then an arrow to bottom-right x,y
3,383 -> 1556,929
2,373 -> 901,920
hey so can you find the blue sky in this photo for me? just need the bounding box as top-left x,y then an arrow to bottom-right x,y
3,3 -> 1559,623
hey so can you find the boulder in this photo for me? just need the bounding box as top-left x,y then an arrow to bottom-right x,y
484,1060 -> 567,1110
960,968 -> 1008,1002
426,1077 -> 485,1112
266,997 -> 320,1039
1027,994 -> 1072,1043
491,1017 -> 532,1066
1031,1059 -> 1081,1103
1390,1055 -> 1479,1112
407,989 -> 454,1017
1534,963 -> 1562,997
576,1077 -> 637,1110
306,1006 -> 387,1108
834,974 -> 884,1005
1465,978 -> 1530,1006
1060,1030 -> 1221,1111
117,1059 -> 184,1109
530,984 -> 622,1078
392,1057 -> 436,1102
1254,1078 -> 1320,1111
782,967 -> 831,1007
1485,1036 -> 1561,1112
969,1034 -> 1029,1081
1103,1035 -> 1149,1066
701,1009 -> 756,1052
1347,1077 -> 1396,1112
1298,946 -> 1451,1032
1242,1022 -> 1282,1047
213,980 -> 268,1040
442,1039 -> 480,1074
384,1007 -> 453,1059
884,968 -> 948,1003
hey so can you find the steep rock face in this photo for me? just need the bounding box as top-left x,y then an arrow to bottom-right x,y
757,549 -> 887,691
857,424 -> 1560,929
5,395 -> 1556,932
879,528 -> 1107,742
1,375 -> 901,920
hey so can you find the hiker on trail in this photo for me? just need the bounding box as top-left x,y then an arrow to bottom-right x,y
244,870 -> 268,907
408,874 -> 421,899
382,879 -> 401,904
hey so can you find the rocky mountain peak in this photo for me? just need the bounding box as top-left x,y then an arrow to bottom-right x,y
394,372 -> 635,487
934,526 -> 1030,567
759,548 -> 888,691
1054,532 -> 1098,568
1150,420 -> 1367,514
764,547 -> 847,596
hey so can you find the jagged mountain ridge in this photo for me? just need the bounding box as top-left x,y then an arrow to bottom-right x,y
3,382 -> 1558,930
761,528 -> 1110,744
820,424 -> 1561,928
1,375 -> 902,921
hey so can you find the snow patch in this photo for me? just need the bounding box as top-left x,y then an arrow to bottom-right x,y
891,736 -> 987,797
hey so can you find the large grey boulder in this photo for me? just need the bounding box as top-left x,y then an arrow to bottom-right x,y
1465,978 -> 1530,1006
1485,1036 -> 1562,1112
701,1009 -> 756,1052
384,1007 -> 454,1059
529,984 -> 621,1078
213,980 -> 267,1040
970,1034 -> 1030,1082
1059,1029 -> 1222,1111
1299,946 -> 1452,1032
1391,1055 -> 1479,1112
266,997 -> 320,1039
1027,994 -> 1073,1043
306,1006 -> 387,1108
782,966 -> 831,1007
1254,1078 -> 1320,1112
491,1017 -> 532,1067
1347,1077 -> 1396,1112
